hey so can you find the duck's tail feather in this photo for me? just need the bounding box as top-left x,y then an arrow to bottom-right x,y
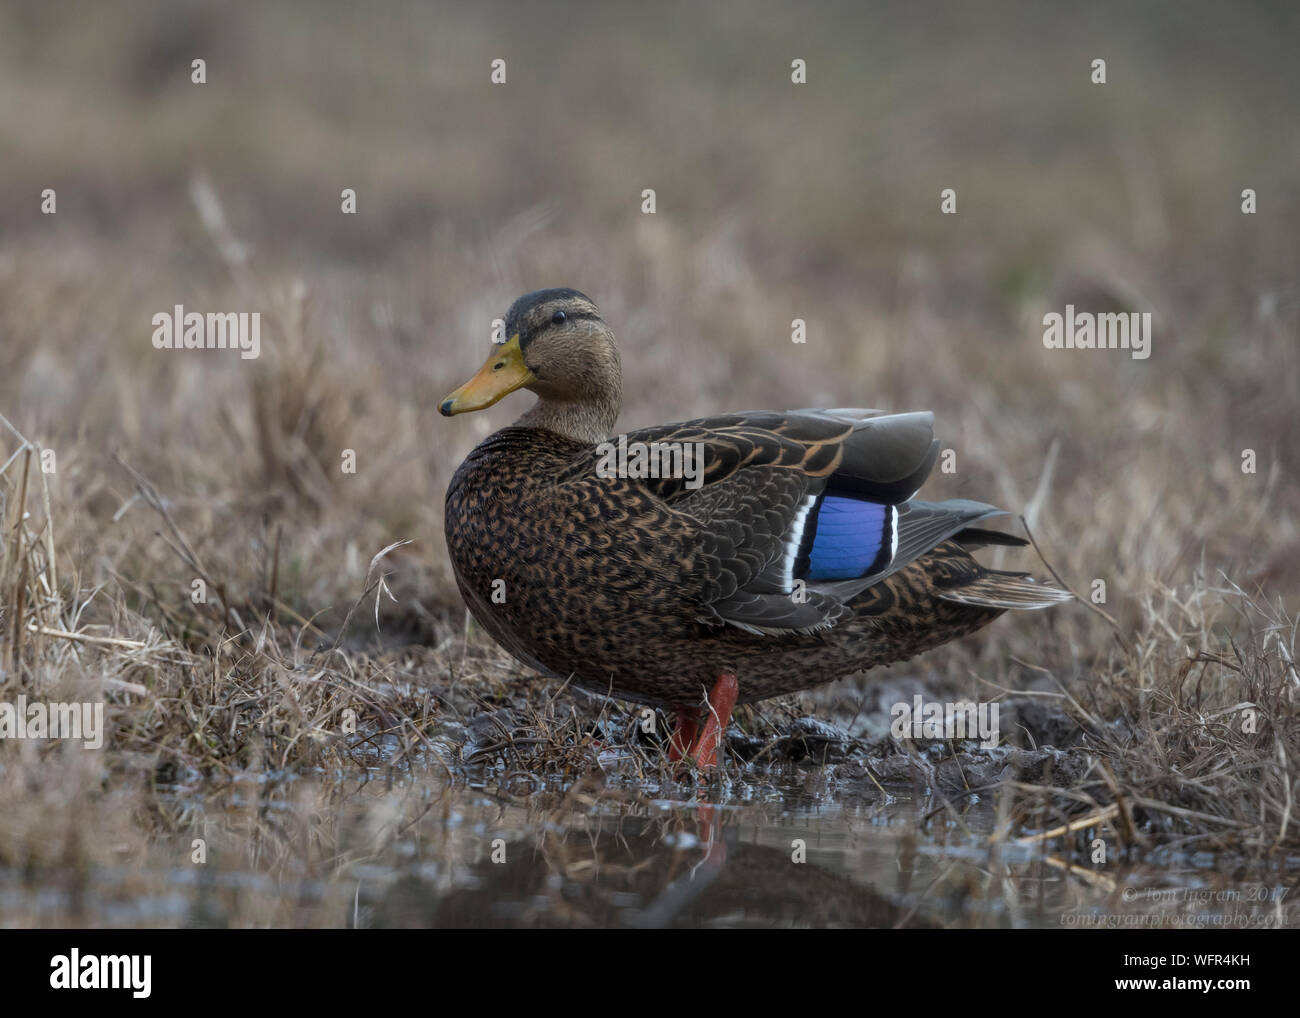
952,526 -> 1028,549
937,570 -> 1074,610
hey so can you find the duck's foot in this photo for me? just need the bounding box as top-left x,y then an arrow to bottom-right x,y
667,706 -> 701,763
689,672 -> 739,772
664,674 -> 739,772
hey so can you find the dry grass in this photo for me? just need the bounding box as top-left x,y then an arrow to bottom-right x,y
0,0 -> 1297,926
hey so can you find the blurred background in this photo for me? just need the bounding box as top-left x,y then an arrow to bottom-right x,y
0,0 -> 1296,927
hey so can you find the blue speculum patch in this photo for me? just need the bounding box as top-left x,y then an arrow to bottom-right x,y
806,496 -> 889,580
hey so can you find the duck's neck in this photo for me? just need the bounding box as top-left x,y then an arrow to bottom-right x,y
516,393 -> 620,446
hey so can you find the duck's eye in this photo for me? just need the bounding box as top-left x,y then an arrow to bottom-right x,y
551,310 -> 567,325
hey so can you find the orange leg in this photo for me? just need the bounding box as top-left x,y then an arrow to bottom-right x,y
667,706 -> 701,762
690,672 -> 739,770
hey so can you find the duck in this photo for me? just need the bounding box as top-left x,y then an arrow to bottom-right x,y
439,288 -> 1071,769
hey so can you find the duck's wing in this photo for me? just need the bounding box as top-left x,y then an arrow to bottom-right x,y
627,408 -> 936,505
566,409 -> 1035,636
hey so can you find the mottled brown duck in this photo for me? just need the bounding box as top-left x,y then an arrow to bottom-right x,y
440,289 -> 1070,768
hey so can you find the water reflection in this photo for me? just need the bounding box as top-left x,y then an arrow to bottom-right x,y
364,801 -> 931,928
342,779 -> 1295,929
6,770 -> 1295,928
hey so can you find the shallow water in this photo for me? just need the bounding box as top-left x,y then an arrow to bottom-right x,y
348,785 -> 1295,930
6,766 -> 1295,928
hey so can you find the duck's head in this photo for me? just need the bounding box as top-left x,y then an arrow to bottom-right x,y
439,288 -> 622,443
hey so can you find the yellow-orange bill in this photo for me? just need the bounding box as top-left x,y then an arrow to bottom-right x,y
439,334 -> 535,416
